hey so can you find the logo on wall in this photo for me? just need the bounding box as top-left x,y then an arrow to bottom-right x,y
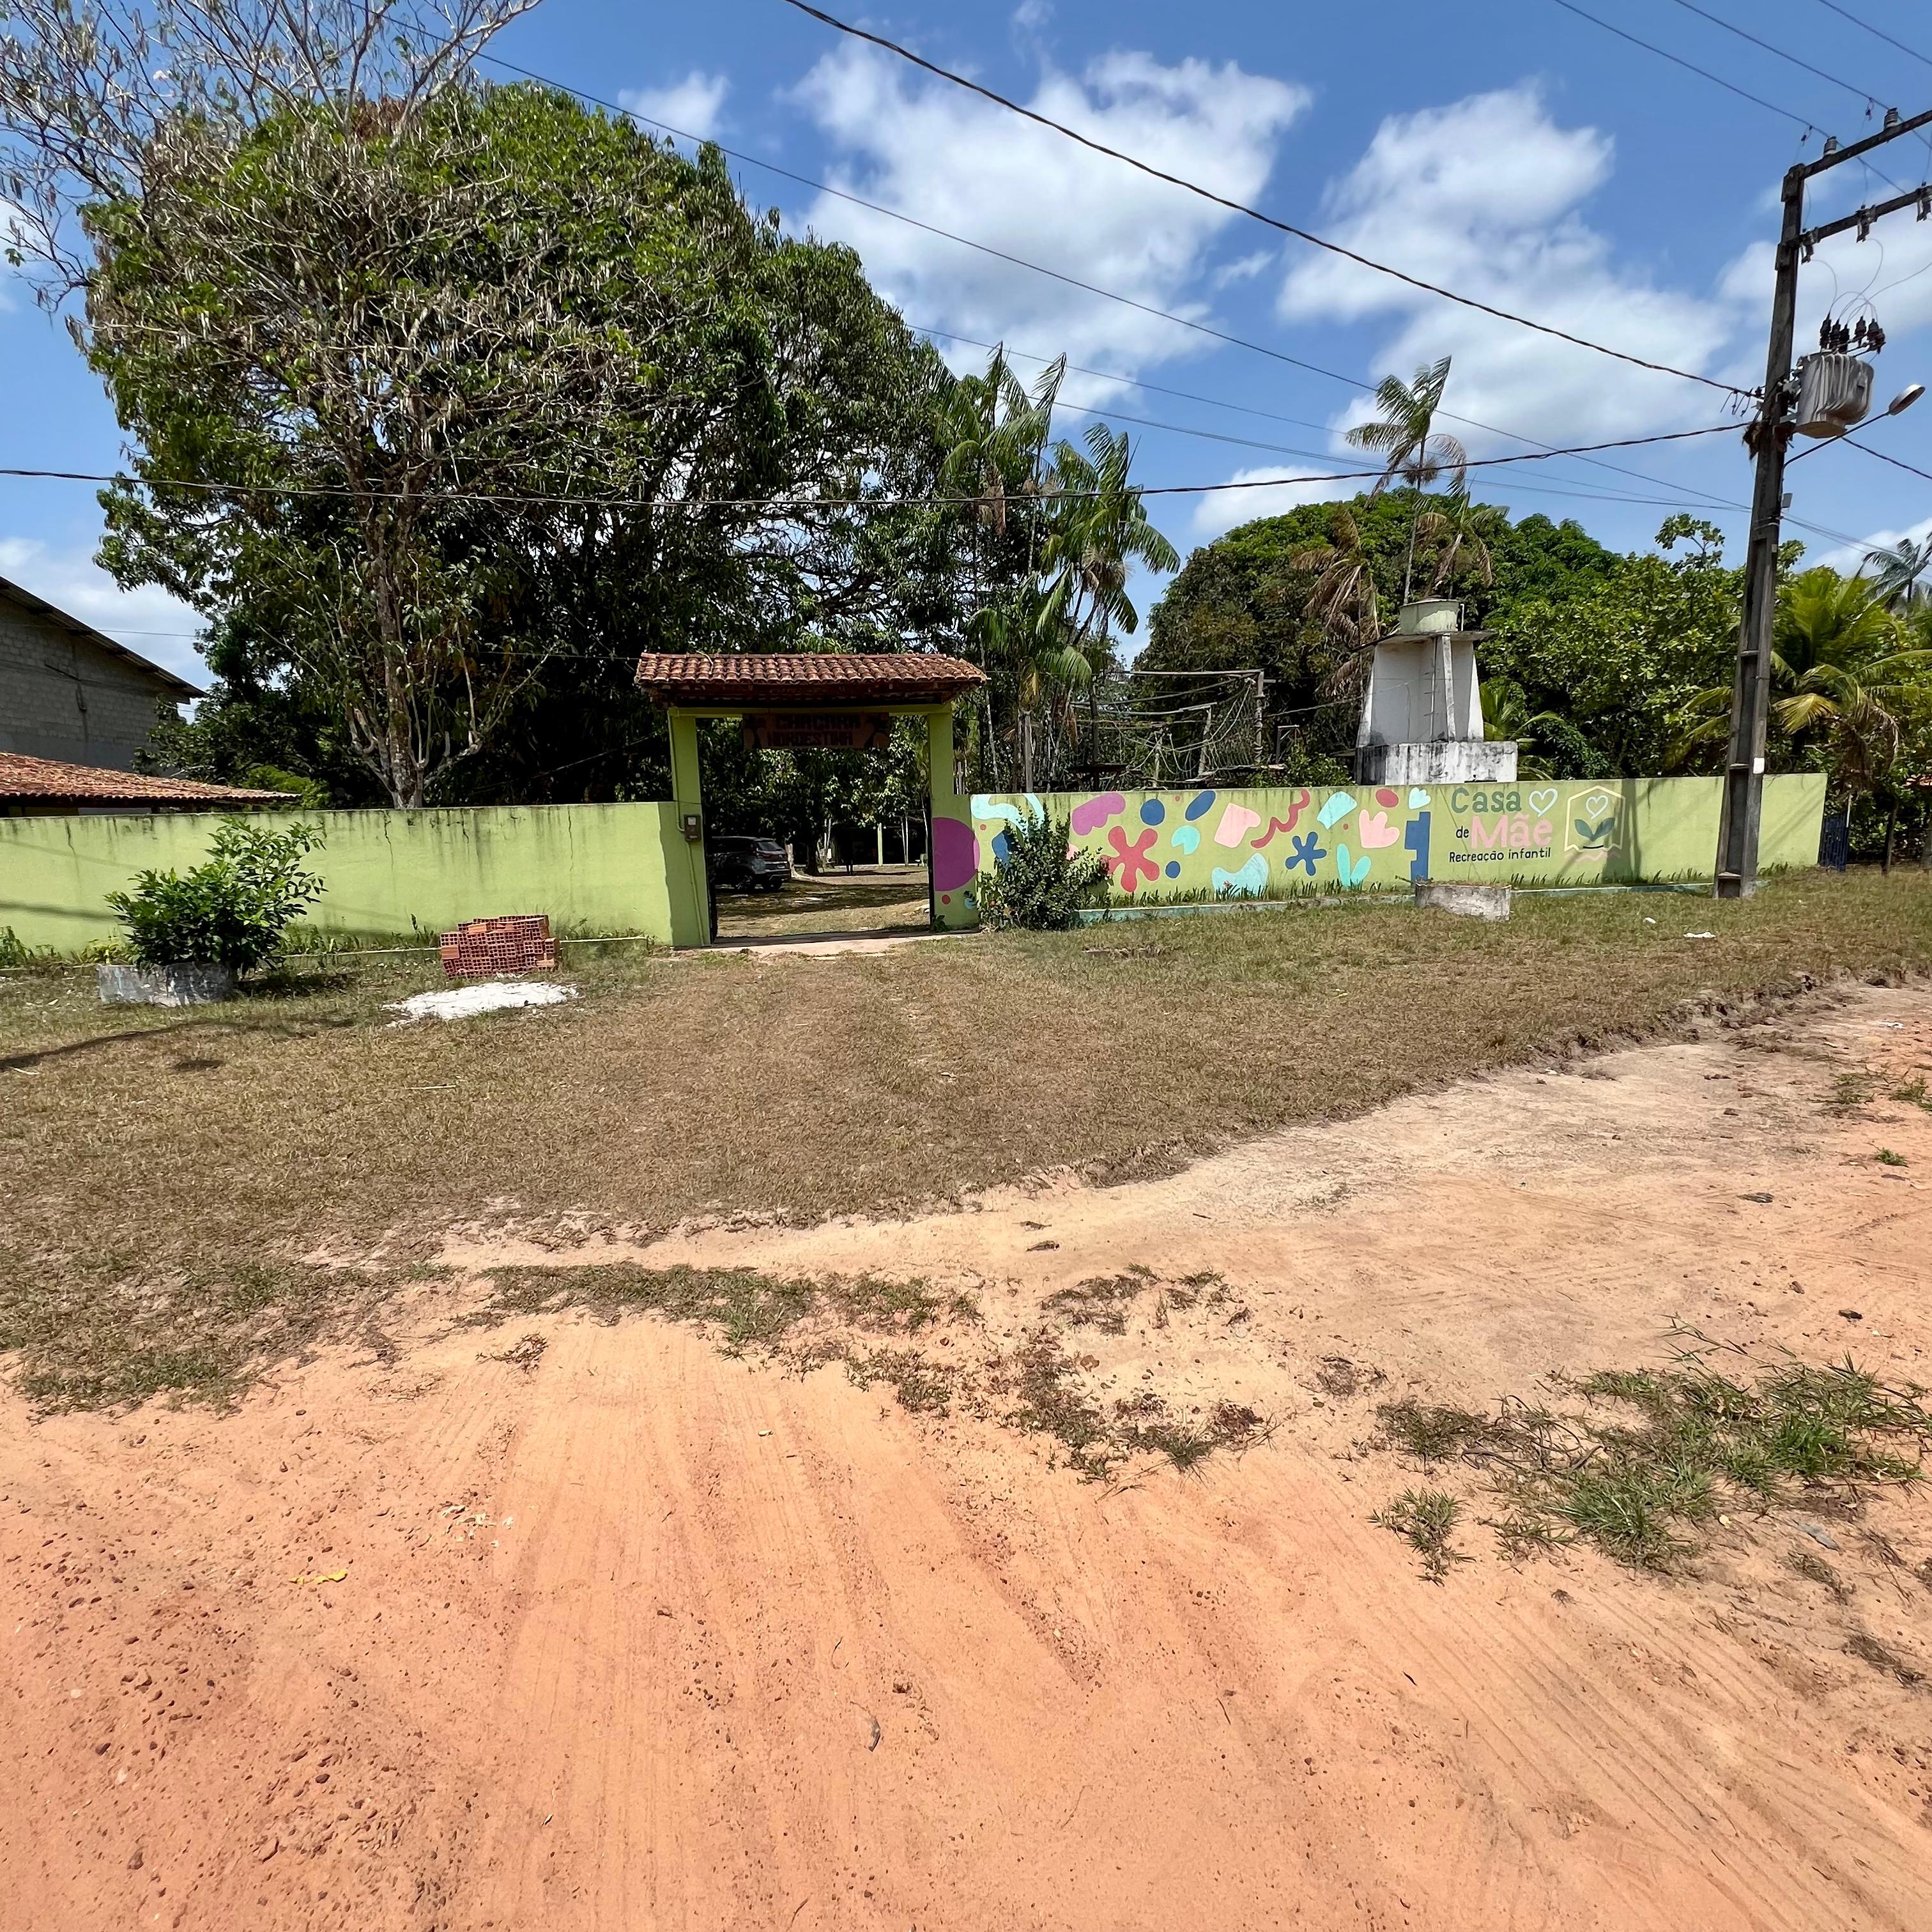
1565,788 -> 1625,857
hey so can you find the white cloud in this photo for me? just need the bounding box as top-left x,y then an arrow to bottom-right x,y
1280,86 -> 1735,450
1811,512 -> 1932,578
1212,247 -> 1275,289
1188,466 -> 1343,540
793,44 -> 1309,390
620,71 -> 730,142
0,537 -> 206,688
1721,221 -> 1932,364
1012,0 -> 1053,33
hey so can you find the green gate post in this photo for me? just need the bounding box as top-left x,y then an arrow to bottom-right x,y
666,706 -> 710,945
927,702 -> 978,930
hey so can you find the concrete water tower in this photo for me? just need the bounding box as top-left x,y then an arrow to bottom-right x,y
1354,597 -> 1517,786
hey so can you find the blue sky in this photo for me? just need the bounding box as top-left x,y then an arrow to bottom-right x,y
3,0 -> 1929,686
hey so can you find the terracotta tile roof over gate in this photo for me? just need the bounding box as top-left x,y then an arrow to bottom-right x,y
632,652 -> 985,707
0,751 -> 293,807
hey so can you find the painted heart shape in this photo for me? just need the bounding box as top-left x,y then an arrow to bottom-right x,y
1528,787 -> 1559,816
1214,802 -> 1263,847
1408,788 -> 1430,808
1357,809 -> 1400,850
1581,789 -> 1614,822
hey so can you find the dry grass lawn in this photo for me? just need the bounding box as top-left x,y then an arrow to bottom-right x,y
1,870 -> 1926,1407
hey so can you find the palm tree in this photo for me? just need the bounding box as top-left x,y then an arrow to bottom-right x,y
1679,569 -> 1932,799
1480,679 -> 1568,779
1865,535 -> 1932,611
1416,486 -> 1506,595
1038,424 -> 1179,784
941,350 -> 1066,785
1290,503 -> 1381,650
1346,356 -> 1468,602
1041,427 -> 1179,659
1289,503 -> 1384,714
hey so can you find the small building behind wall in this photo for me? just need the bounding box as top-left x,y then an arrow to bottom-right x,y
0,573 -> 201,772
0,751 -> 288,817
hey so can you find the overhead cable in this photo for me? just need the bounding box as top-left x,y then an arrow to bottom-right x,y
1548,1 -> 1905,192
0,425 -> 1740,510
1662,0 -> 1893,111
1838,435 -> 1932,484
1806,0 -> 1932,74
782,0 -> 1748,396
441,25 -> 1754,512
1547,0 -> 1822,131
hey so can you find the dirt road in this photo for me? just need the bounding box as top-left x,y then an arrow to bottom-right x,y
4,985 -> 1930,1929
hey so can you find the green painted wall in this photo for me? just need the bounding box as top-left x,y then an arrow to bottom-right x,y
969,775 -> 1828,904
0,801 -> 705,953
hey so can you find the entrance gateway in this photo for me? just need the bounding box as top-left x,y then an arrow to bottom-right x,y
632,652 -> 988,944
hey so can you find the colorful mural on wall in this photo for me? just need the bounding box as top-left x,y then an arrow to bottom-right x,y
967,776 -> 1828,903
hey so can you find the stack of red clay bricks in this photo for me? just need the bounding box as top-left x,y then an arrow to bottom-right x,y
438,914 -> 558,979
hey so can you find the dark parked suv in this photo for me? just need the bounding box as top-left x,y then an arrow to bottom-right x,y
709,834 -> 792,893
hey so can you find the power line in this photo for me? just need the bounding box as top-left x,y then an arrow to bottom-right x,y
1806,0 -> 1932,73
924,321 -> 1765,520
911,322 -> 1344,438
783,0 -> 1747,397
450,25 -> 1761,517
0,425 -> 1741,510
1662,0 -> 1893,111
1837,434 -> 1932,484
1547,0 -> 1906,192
1547,0 -> 1823,131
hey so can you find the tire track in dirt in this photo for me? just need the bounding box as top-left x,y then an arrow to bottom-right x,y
4,985 -> 1932,1928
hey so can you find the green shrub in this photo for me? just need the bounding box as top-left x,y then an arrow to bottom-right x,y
976,806 -> 1109,931
106,817 -> 325,972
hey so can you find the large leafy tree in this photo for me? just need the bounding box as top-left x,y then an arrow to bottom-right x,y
1485,517 -> 1743,778
1,0 -> 962,805
1143,491 -> 1618,771
1680,567 -> 1932,799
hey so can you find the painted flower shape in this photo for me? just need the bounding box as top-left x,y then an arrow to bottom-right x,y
1105,823 -> 1161,893
1285,831 -> 1326,877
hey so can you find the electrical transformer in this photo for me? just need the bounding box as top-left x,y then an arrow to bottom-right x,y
1793,351 -> 1874,437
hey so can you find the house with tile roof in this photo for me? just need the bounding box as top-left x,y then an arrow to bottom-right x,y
0,751 -> 289,816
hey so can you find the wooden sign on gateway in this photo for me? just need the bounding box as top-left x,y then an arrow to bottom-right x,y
743,711 -> 894,752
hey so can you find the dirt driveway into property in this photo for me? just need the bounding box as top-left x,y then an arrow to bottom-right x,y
4,984 -> 1930,1931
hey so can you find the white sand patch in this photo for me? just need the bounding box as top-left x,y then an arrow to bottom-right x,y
387,981 -> 578,1023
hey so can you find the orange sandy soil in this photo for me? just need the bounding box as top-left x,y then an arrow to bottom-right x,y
5,985 -> 1932,1931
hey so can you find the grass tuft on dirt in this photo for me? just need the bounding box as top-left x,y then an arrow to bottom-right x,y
997,1330 -> 1268,1479
472,1262 -> 960,1356
0,1249 -> 385,1413
1374,1488 -> 1468,1582
1377,1346 -> 1932,1570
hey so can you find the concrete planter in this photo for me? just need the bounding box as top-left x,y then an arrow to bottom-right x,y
1415,881 -> 1512,923
96,962 -> 238,1007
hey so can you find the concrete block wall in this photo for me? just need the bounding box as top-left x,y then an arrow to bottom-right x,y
0,601 -> 181,770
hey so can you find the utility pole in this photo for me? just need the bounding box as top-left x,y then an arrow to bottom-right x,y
1715,107 -> 1932,898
